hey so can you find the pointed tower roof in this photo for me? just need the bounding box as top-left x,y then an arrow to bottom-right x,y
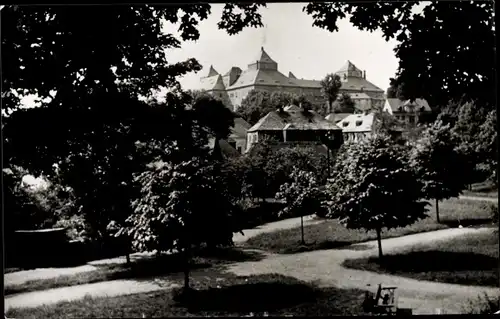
206,65 -> 219,77
288,72 -> 297,79
254,47 -> 277,64
336,60 -> 362,74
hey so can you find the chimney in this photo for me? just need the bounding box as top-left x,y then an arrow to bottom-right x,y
363,70 -> 366,79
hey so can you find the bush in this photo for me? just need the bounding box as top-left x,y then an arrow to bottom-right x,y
463,293 -> 500,314
490,204 -> 498,223
242,200 -> 286,228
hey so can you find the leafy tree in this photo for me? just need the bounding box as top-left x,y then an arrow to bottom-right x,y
237,90 -> 274,125
335,92 -> 355,113
269,91 -> 297,111
119,149 -> 241,292
476,109 -> 498,185
2,4 -> 265,257
275,168 -> 324,245
409,121 -> 468,222
386,78 -> 406,100
320,73 -> 342,114
326,135 -> 428,259
304,2 -> 495,108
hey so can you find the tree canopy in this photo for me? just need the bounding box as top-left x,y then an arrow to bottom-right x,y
325,135 -> 428,258
409,120 -> 468,222
304,1 -> 495,108
320,73 -> 342,114
334,92 -> 355,113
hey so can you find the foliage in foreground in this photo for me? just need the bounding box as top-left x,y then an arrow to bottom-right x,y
325,135 -> 429,258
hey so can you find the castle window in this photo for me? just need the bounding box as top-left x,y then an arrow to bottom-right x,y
342,122 -> 349,127
355,120 -> 363,126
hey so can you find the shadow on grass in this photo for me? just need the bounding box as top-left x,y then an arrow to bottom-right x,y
279,241 -> 373,254
6,273 -> 368,318
343,251 -> 499,287
5,247 -> 267,296
440,218 -> 494,228
178,275 -> 318,313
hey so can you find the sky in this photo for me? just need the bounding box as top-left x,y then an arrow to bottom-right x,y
16,2 -> 425,107
163,3 -> 401,93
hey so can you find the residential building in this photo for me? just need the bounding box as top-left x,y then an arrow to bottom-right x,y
337,112 -> 404,143
245,104 -> 343,153
383,98 -> 432,125
199,47 -> 385,112
228,117 -> 251,154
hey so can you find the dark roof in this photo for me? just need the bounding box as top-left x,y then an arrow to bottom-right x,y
206,65 -> 219,77
230,117 -> 251,138
325,113 -> 352,123
248,105 -> 342,132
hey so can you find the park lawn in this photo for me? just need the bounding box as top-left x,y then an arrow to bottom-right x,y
342,229 -> 499,287
6,273 -> 368,318
244,197 -> 497,254
4,248 -> 267,296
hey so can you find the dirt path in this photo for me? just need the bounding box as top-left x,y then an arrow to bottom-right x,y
5,215 -> 318,287
226,227 -> 500,315
460,195 -> 498,202
5,279 -> 179,311
5,223 -> 498,314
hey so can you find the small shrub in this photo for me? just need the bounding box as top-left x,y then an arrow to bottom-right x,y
489,204 -> 498,223
463,293 -> 500,314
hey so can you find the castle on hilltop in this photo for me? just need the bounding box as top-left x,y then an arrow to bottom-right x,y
199,47 -> 386,112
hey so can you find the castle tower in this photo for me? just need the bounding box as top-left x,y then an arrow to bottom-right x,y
248,47 -> 278,71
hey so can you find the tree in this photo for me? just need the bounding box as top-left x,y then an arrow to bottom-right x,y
275,168 -> 324,245
237,90 -> 274,125
320,73 -> 342,114
410,120 -> 468,223
119,149 -> 241,292
335,92 -> 355,113
386,78 -> 406,100
269,91 -> 297,111
325,135 -> 428,259
304,2 -> 495,108
475,109 -> 498,185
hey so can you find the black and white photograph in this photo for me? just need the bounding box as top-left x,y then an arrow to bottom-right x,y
2,1 -> 497,316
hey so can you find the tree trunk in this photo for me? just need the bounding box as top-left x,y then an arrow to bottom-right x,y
300,215 -> 305,245
183,245 -> 190,292
435,198 -> 440,223
376,227 -> 383,260
125,238 -> 131,266
327,147 -> 331,177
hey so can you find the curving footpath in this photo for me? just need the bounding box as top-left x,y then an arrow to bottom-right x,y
5,216 -> 499,314
226,227 -> 500,315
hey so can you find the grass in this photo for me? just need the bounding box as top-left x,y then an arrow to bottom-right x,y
4,247 -> 266,296
342,229 -> 499,287
6,273 -> 368,318
244,197 -> 497,254
462,181 -> 498,198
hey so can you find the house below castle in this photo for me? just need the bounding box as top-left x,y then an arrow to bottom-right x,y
245,104 -> 343,153
200,47 -> 386,113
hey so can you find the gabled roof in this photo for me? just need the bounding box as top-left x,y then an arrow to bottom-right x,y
288,72 -> 297,79
340,77 -> 383,93
200,74 -> 226,91
248,105 -> 342,132
206,65 -> 219,77
230,117 -> 251,138
386,98 -> 431,112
